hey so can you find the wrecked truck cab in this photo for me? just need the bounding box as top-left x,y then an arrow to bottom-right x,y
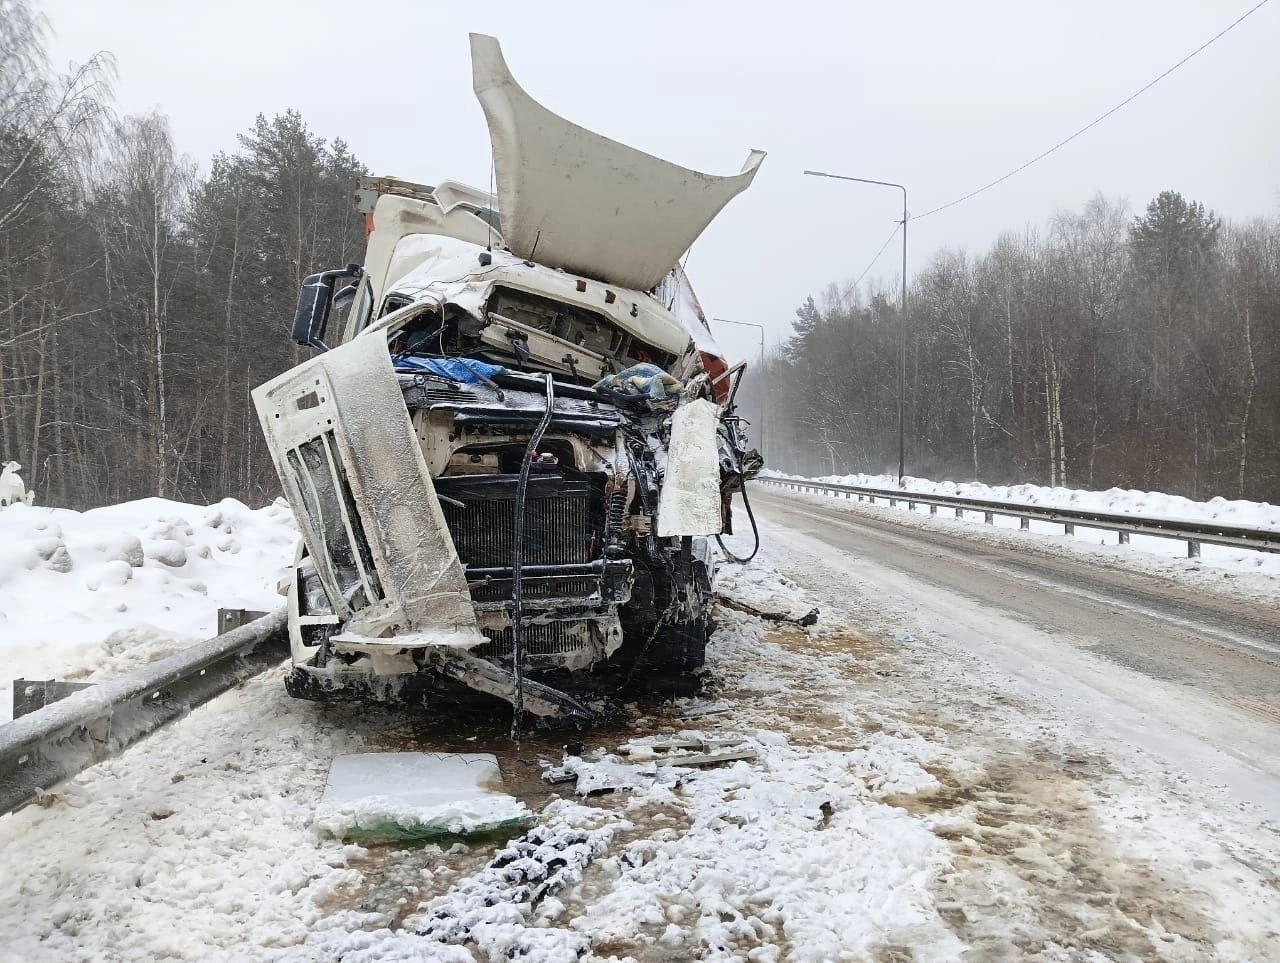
252,34 -> 762,723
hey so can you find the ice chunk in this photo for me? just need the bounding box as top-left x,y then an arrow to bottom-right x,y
314,752 -> 533,843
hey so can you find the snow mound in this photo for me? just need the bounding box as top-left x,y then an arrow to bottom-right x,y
0,496 -> 297,720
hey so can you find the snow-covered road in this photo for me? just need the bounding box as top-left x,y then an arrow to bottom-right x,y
750,487 -> 1280,811
1,490 -> 1278,960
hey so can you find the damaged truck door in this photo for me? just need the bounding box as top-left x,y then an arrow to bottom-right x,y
251,33 -> 764,723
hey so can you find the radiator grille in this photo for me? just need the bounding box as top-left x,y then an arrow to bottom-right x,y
478,622 -> 592,657
438,475 -> 591,568
469,576 -> 598,604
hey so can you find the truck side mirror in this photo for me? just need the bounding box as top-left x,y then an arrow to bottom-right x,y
292,264 -> 363,351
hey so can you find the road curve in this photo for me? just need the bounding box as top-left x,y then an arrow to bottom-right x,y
749,485 -> 1280,814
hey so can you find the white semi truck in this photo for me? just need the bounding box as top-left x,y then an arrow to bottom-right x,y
252,35 -> 764,723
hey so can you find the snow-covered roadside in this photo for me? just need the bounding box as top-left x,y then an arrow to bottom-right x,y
0,497 -> 297,720
766,470 -> 1280,533
0,544 -> 978,961
761,474 -> 1280,598
763,470 -> 1280,580
2,495 -> 1277,960
741,531 -> 1280,961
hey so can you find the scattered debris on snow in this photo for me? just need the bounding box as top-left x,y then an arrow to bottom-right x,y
410,802 -> 619,961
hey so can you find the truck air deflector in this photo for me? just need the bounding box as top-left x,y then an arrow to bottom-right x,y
470,33 -> 765,292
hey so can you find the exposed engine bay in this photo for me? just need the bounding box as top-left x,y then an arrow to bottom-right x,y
251,34 -> 764,727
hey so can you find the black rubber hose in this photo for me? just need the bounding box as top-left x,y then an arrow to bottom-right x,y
510,373 -> 555,742
715,480 -> 761,564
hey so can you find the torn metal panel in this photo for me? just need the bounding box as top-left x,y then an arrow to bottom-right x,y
470,33 -> 765,291
424,648 -> 595,720
252,333 -> 482,645
379,234 -> 693,358
657,398 -> 724,537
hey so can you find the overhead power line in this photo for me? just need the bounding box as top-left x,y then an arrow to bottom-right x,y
853,223 -> 902,290
914,0 -> 1274,221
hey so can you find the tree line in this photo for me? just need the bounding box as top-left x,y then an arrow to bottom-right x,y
4,2 -> 1276,510
744,191 -> 1279,502
1,1 -> 365,509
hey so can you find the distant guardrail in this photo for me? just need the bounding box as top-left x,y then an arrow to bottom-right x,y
758,477 -> 1280,558
0,609 -> 287,817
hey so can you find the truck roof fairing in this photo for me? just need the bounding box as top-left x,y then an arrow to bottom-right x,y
470,33 -> 765,293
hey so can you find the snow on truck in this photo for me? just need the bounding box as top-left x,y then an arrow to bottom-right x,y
251,35 -> 764,724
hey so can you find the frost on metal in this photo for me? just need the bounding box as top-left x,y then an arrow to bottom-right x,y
251,33 -> 763,719
657,399 -> 724,537
252,334 -> 482,651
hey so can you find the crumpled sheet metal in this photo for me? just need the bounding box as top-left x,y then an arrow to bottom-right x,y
657,398 -> 724,537
253,333 -> 482,645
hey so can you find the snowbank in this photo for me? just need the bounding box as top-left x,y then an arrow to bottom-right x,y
762,470 -> 1280,579
765,470 -> 1280,531
0,497 -> 297,719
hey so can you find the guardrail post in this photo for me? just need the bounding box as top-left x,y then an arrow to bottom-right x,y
889,497 -> 897,508
1118,531 -> 1129,545
984,511 -> 994,524
908,500 -> 915,511
1064,522 -> 1075,535
858,494 -> 864,502
1019,517 -> 1029,530
929,504 -> 936,516
1187,539 -> 1201,558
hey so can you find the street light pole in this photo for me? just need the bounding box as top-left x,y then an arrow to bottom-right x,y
711,317 -> 767,456
803,169 -> 909,487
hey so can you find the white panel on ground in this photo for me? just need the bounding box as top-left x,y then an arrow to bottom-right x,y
657,399 -> 723,537
314,752 -> 532,842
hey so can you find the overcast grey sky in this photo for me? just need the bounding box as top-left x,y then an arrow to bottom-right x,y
41,0 -> 1280,365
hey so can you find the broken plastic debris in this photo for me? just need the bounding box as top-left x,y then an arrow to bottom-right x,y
621,733 -> 758,768
678,702 -> 730,719
314,752 -> 533,843
716,595 -> 820,627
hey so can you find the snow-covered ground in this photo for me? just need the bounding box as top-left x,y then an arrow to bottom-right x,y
1,497 -> 1277,960
0,497 -> 297,721
764,470 -> 1280,580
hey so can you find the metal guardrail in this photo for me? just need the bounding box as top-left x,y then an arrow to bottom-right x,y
759,478 -> 1280,558
0,608 -> 288,817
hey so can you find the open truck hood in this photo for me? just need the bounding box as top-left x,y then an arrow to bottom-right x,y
471,34 -> 765,292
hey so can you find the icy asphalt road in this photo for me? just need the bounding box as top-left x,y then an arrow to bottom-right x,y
750,486 -> 1280,818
